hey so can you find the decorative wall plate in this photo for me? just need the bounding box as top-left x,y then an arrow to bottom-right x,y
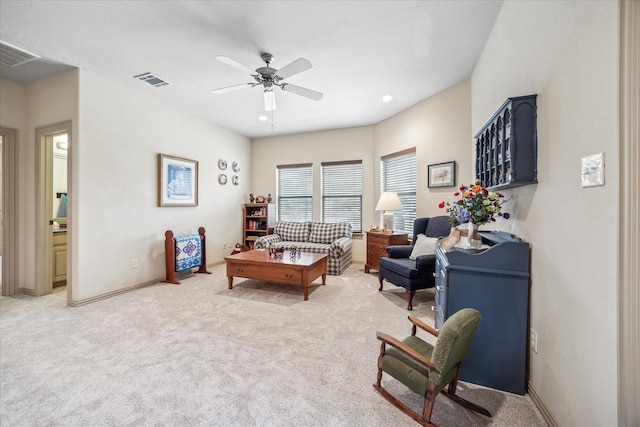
232,175 -> 239,185
232,161 -> 240,172
217,159 -> 227,170
218,173 -> 227,185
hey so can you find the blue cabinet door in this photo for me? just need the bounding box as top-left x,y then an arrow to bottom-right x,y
435,232 -> 530,395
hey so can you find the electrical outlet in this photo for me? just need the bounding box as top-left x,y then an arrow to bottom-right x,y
131,258 -> 138,269
530,328 -> 538,353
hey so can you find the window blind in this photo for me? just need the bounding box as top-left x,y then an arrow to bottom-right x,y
381,149 -> 416,234
321,160 -> 363,232
277,163 -> 313,221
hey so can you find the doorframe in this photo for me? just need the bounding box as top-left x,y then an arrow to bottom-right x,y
34,121 -> 71,299
0,126 -> 18,296
618,1 -> 639,424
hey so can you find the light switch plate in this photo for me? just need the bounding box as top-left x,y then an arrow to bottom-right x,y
581,153 -> 605,187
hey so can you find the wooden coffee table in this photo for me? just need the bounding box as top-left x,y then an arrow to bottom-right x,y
224,250 -> 328,300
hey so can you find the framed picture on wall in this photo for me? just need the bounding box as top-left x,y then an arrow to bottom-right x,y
428,161 -> 456,188
158,153 -> 198,207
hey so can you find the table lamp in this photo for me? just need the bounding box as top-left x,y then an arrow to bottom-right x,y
375,192 -> 403,232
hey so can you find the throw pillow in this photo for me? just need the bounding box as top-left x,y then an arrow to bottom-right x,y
409,234 -> 439,259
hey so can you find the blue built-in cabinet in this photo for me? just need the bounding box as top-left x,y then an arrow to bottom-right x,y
434,231 -> 530,395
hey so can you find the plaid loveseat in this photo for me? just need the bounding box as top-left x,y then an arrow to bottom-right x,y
255,221 -> 353,275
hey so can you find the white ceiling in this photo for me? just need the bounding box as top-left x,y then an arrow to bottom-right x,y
0,1 -> 503,139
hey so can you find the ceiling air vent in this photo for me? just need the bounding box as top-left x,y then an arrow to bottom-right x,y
133,72 -> 170,88
0,41 -> 41,67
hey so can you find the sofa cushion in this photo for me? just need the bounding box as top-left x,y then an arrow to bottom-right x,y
379,257 -> 420,279
274,221 -> 311,242
409,234 -> 439,260
271,241 -> 331,255
309,221 -> 352,244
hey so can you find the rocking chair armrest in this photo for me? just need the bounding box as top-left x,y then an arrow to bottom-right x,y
376,332 -> 440,374
408,315 -> 440,338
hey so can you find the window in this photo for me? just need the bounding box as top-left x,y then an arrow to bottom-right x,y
321,160 -> 363,232
380,148 -> 417,234
277,163 -> 313,221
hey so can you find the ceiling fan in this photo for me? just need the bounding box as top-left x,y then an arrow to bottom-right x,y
211,53 -> 323,111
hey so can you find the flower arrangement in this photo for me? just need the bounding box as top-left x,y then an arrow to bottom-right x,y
438,179 -> 510,226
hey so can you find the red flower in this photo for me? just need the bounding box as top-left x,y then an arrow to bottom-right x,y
438,201 -> 445,209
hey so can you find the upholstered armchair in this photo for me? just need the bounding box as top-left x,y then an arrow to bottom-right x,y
378,216 -> 451,310
374,308 -> 491,426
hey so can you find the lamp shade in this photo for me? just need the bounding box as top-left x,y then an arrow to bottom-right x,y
375,192 -> 403,211
264,89 -> 276,111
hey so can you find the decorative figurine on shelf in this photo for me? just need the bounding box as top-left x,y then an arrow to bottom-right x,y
256,195 -> 266,203
267,194 -> 272,203
249,193 -> 255,203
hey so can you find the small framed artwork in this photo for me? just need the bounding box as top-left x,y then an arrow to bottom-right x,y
428,161 -> 456,188
158,153 -> 198,207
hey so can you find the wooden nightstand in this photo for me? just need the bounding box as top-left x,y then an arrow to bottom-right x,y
365,231 -> 408,273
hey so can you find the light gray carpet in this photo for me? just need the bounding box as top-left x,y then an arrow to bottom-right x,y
0,263 -> 546,426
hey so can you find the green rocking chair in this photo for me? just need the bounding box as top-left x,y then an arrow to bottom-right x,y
374,308 -> 492,426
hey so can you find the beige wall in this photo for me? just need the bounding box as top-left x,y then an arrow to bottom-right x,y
472,1 -> 619,425
251,79 -> 471,263
0,79 -> 27,281
2,70 -> 251,303
74,70 -> 251,301
251,126 -> 374,262
373,79 -> 473,218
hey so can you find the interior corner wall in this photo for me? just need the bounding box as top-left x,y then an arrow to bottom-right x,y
373,79 -> 473,218
250,126 -> 374,262
471,1 -> 619,425
75,70 -> 250,302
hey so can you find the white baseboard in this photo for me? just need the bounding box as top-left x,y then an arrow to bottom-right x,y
528,383 -> 559,427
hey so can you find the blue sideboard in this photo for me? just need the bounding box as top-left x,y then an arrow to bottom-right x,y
434,231 -> 530,395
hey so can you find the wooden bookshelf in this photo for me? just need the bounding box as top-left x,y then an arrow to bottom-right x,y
243,203 -> 275,249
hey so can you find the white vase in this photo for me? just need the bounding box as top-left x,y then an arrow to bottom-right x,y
456,222 -> 481,248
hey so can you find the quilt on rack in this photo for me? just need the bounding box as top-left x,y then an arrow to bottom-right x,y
175,234 -> 202,272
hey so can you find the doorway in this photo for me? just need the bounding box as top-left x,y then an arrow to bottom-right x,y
35,122 -> 71,300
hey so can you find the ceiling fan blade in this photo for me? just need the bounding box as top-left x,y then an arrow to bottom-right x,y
210,83 -> 252,94
276,58 -> 312,79
281,83 -> 323,101
215,55 -> 255,75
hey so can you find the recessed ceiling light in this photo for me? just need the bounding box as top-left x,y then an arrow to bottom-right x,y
258,115 -> 268,121
381,95 -> 393,102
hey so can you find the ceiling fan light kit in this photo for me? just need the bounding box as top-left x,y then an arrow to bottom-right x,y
211,52 -> 323,113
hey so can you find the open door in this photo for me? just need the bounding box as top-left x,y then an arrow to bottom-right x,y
35,122 -> 71,299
